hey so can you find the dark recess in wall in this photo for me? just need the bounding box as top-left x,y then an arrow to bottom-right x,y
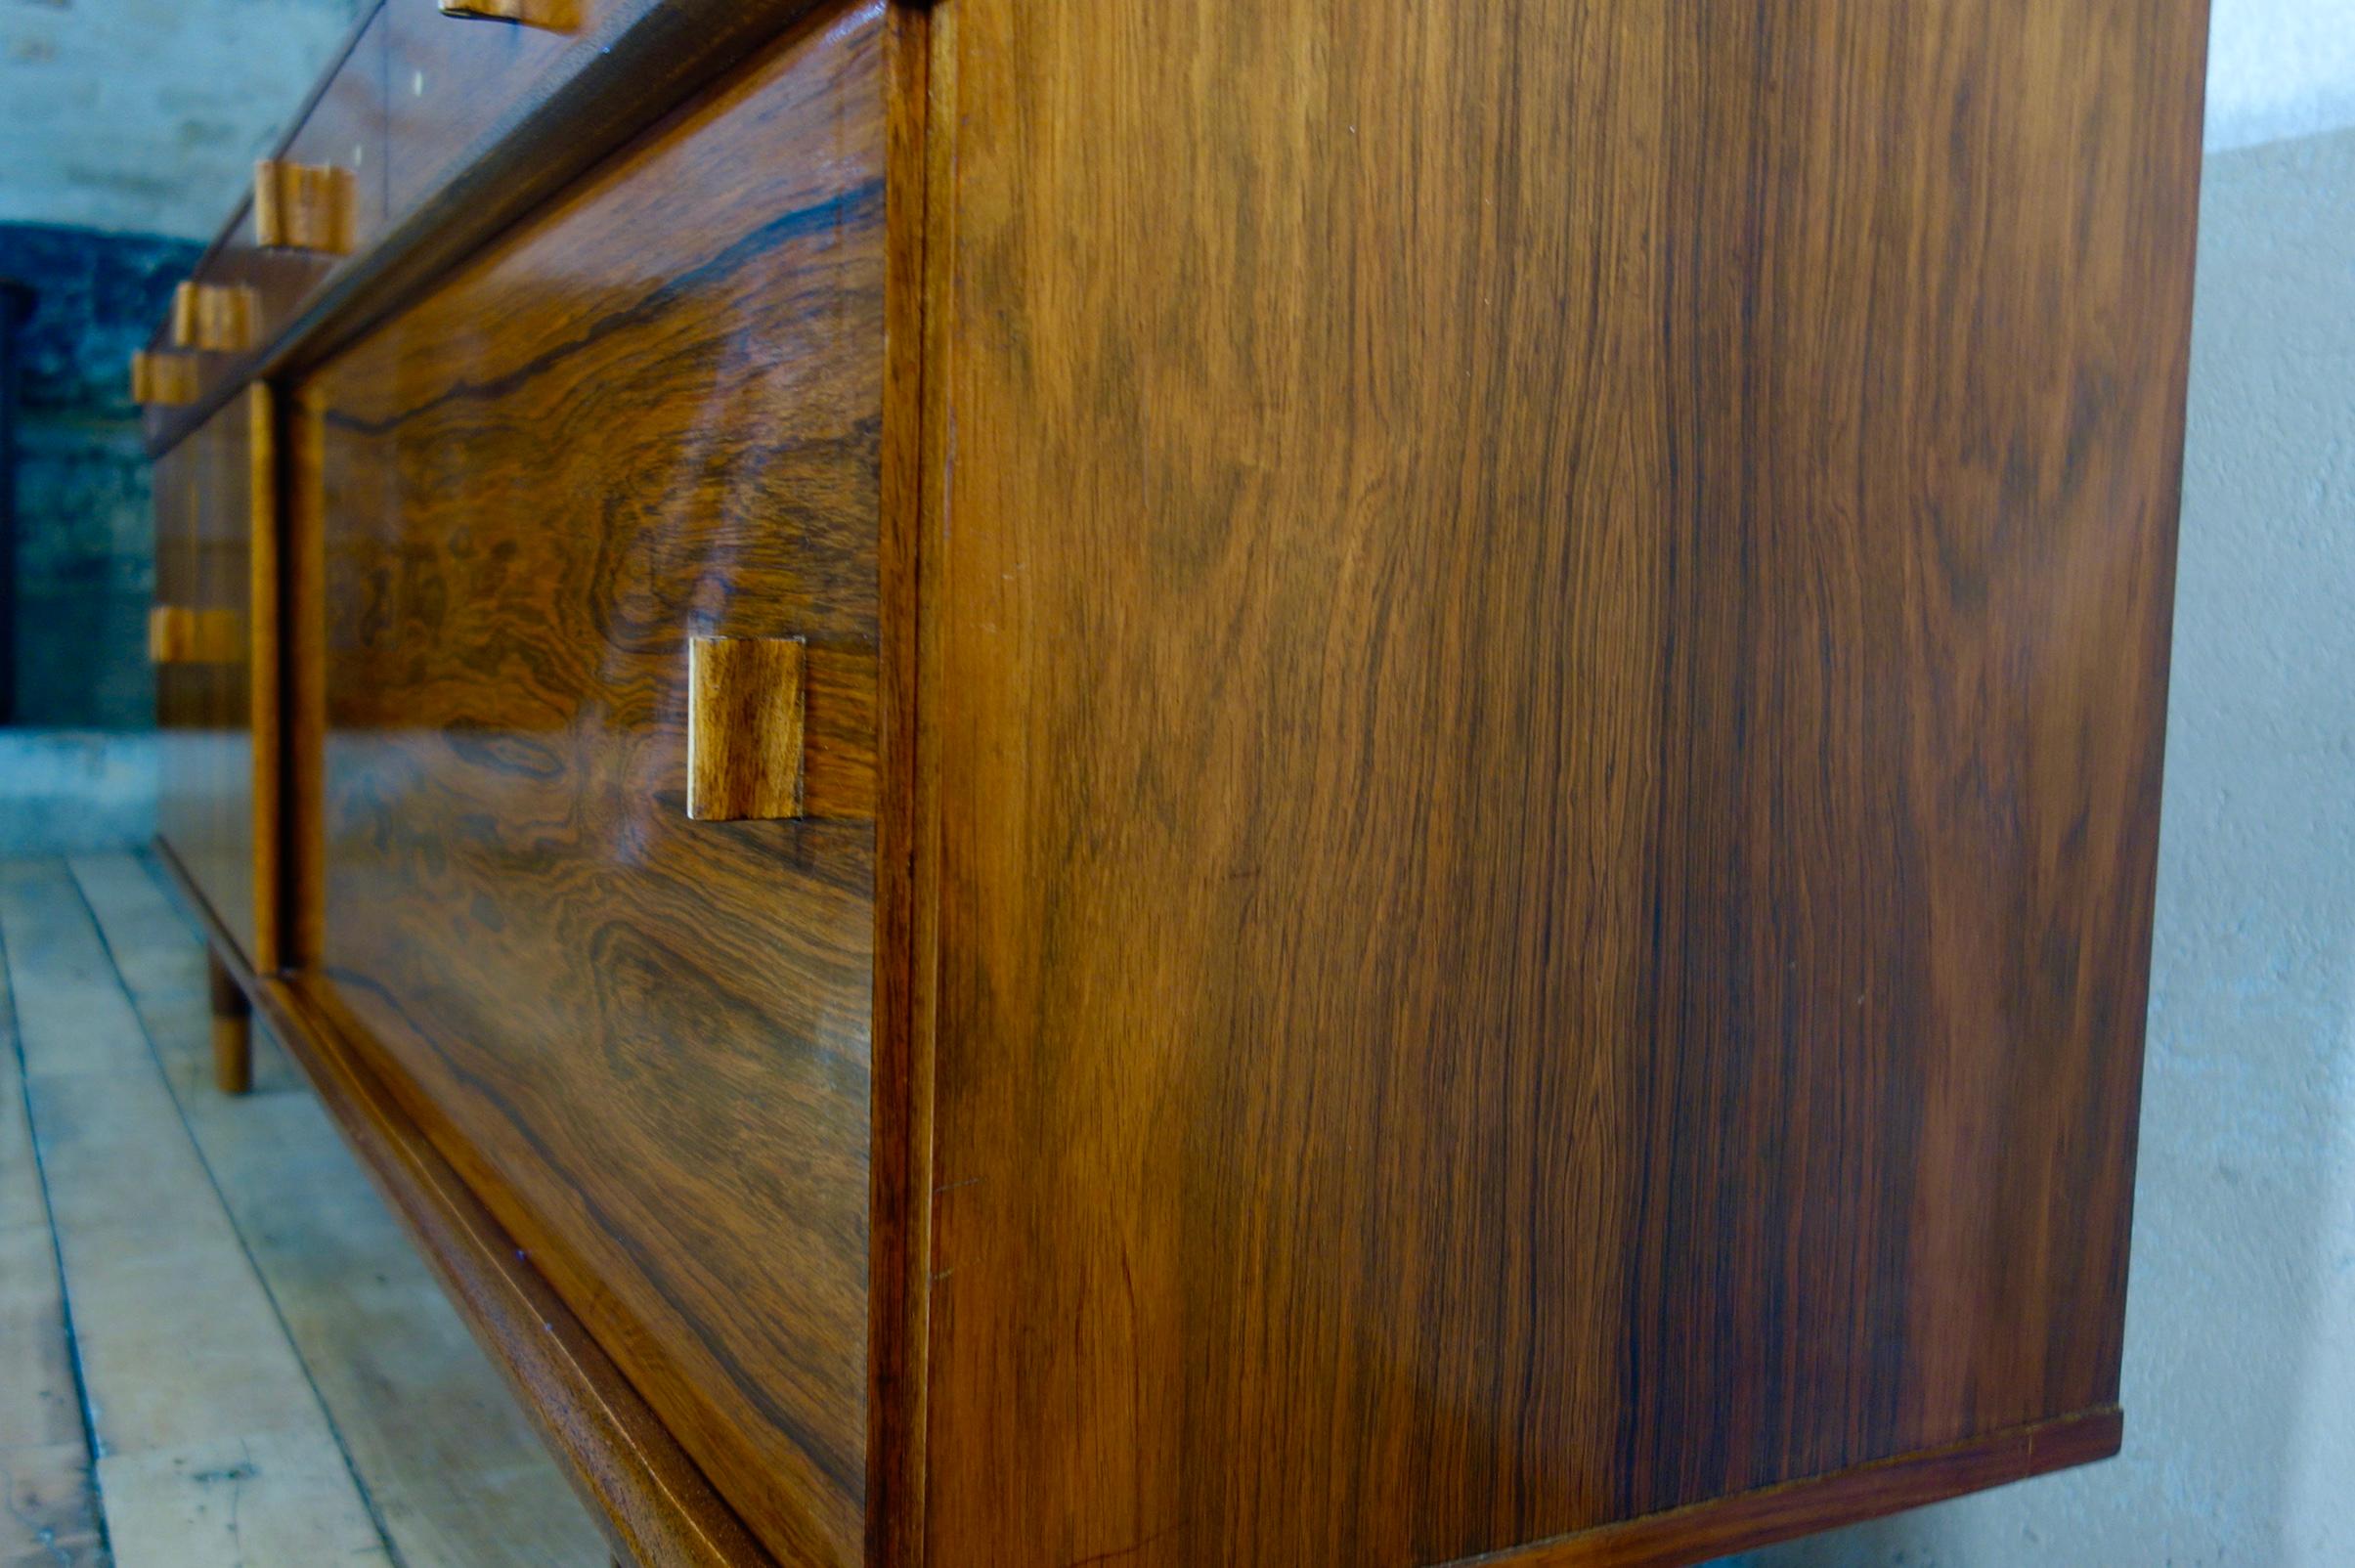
0,222 -> 202,728
1,275 -> 29,722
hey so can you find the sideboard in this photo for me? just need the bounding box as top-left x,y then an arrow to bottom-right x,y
135,2 -> 2210,1563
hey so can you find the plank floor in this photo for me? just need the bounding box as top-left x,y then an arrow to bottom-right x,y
0,852 -> 608,1568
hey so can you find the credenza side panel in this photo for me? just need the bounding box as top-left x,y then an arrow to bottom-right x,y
918,2 -> 2207,1563
292,6 -> 888,1562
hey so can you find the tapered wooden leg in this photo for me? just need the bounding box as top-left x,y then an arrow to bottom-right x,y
207,948 -> 252,1096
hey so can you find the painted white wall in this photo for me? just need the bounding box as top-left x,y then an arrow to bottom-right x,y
0,732 -> 154,854
1738,110 -> 2355,1568
0,0 -> 361,240
2205,0 -> 2355,152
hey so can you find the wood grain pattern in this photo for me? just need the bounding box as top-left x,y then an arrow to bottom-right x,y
288,381 -> 330,976
135,6 -> 387,448
1452,1409 -> 2120,1568
144,0 -> 836,457
171,283 -> 256,353
151,849 -> 774,1568
863,9 -> 936,1561
169,282 -> 201,349
248,7 -> 391,333
800,644 -> 880,820
140,311 -> 232,440
294,8 -> 887,1562
914,2 -> 2207,1564
152,434 -> 202,875
285,2 -> 390,242
683,639 -> 877,822
130,350 -> 198,406
255,159 -> 358,255
148,605 -> 196,664
688,636 -> 807,821
186,608 -> 248,667
151,0 -> 2204,1558
249,383 -> 283,978
153,385 -> 276,974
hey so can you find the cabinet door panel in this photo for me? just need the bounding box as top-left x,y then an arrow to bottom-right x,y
153,438 -> 203,875
292,7 -> 886,1562
161,387 -> 275,971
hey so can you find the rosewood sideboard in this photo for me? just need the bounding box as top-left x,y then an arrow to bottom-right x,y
135,2 -> 2209,1563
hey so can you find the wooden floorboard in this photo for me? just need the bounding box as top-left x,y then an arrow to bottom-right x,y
0,899 -> 107,1568
0,858 -> 387,1566
68,851 -> 606,1568
3,845 -> 671,1564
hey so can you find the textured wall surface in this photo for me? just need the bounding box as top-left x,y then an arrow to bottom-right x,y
1,0 -> 353,733
2,222 -> 200,726
1734,119 -> 2355,1568
0,0 -> 365,240
0,729 -> 155,852
2205,0 -> 2355,152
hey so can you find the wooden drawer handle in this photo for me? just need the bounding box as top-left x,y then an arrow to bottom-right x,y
438,0 -> 578,28
688,636 -> 807,821
129,350 -> 198,406
254,158 -> 355,254
170,282 -> 257,353
685,636 -> 877,822
150,607 -> 245,666
149,606 -> 196,664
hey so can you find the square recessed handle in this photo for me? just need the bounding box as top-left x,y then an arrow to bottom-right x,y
687,636 -> 807,821
130,350 -> 198,406
149,606 -> 196,664
438,0 -> 579,29
254,158 -> 355,254
170,282 -> 257,352
152,609 -> 244,667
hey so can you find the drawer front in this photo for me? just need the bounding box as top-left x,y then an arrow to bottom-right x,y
136,11 -> 388,430
386,0 -> 581,218
293,7 -> 885,1563
157,387 -> 277,971
238,7 -> 391,341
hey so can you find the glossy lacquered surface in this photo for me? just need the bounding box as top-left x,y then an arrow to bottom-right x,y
154,386 -> 275,974
138,9 -> 387,441
265,4 -> 391,262
146,0 -> 2210,1561
387,0 -> 581,216
153,430 -> 203,882
289,7 -> 887,1564
140,0 -> 839,456
913,1 -> 2207,1562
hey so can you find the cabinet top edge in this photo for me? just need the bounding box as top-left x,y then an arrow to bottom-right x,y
140,0 -> 840,457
